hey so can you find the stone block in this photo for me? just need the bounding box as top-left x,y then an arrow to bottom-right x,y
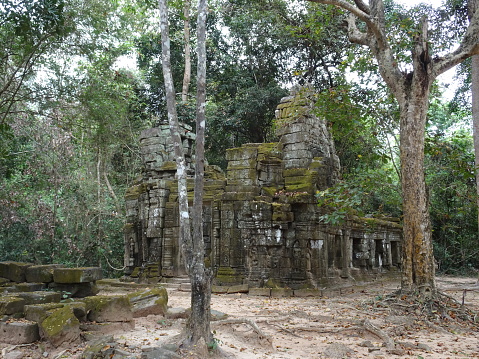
0,296 -> 26,315
24,303 -> 64,323
127,287 -> 168,317
0,277 -> 11,286
271,288 -> 293,298
13,282 -> 45,292
0,262 -> 32,283
0,320 -> 39,344
293,289 -> 322,297
225,146 -> 258,161
17,291 -> 62,305
83,295 -> 133,322
248,288 -> 271,297
227,284 -> 249,294
80,321 -> 135,336
25,264 -> 64,283
40,306 -> 81,346
48,282 -> 99,298
211,285 -> 228,294
53,267 -> 103,284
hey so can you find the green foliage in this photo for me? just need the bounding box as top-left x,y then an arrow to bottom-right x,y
425,129 -> 478,274
316,168 -> 401,225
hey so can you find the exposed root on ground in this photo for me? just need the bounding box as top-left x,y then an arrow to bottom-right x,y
365,290 -> 479,330
212,318 -> 273,344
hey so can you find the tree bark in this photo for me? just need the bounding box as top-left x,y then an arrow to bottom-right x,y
182,0 -> 192,102
187,0 -> 213,345
158,0 -> 193,274
158,0 -> 212,347
306,0 -> 479,293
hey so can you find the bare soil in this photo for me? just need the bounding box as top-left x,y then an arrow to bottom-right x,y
2,276 -> 479,358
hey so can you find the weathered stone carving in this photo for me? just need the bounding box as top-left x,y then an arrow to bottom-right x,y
124,86 -> 402,288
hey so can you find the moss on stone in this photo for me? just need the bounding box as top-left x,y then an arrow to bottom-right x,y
124,183 -> 147,200
41,306 -> 79,338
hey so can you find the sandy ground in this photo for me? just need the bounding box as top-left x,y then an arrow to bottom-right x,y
2,276 -> 479,358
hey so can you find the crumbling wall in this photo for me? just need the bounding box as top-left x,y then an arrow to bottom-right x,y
124,87 -> 402,288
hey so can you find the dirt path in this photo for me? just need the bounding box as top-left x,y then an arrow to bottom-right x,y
2,276 -> 479,358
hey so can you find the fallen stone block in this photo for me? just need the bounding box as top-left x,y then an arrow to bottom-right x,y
26,264 -> 64,283
271,288 -> 293,298
24,303 -> 64,323
0,262 -> 32,283
0,296 -> 26,315
211,285 -> 228,294
83,295 -> 133,323
127,287 -> 168,317
248,287 -> 271,297
13,282 -> 46,292
227,284 -> 249,294
40,306 -> 81,346
165,307 -> 189,319
0,320 -> 40,344
53,267 -> 103,284
48,282 -> 99,298
17,291 -> 62,305
293,288 -> 322,297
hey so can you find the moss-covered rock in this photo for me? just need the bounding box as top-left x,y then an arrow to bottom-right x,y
127,287 -> 168,317
53,267 -> 102,284
0,261 -> 32,282
25,264 -> 64,283
0,295 -> 26,315
83,295 -> 132,323
40,306 -> 81,346
124,183 -> 148,200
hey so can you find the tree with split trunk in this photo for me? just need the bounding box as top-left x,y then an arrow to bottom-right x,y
158,0 -> 213,347
306,0 -> 479,294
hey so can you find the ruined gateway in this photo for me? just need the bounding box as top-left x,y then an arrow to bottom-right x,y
124,88 -> 402,289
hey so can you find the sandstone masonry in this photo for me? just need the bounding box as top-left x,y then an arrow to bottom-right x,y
124,87 -> 402,288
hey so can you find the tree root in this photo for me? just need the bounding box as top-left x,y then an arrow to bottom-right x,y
212,318 -> 272,343
369,289 -> 479,329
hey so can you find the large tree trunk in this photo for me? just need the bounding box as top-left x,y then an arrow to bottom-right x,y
398,82 -> 435,293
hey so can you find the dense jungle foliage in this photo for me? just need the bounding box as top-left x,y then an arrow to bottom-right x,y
0,0 -> 477,276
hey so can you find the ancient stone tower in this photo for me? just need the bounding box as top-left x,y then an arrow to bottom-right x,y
124,87 -> 402,288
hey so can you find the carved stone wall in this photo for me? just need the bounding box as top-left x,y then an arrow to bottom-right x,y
124,87 -> 402,288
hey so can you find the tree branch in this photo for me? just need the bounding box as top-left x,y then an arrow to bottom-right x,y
432,8 -> 479,77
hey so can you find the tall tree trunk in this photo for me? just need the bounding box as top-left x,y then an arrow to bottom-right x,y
187,0 -> 212,345
158,0 -> 212,347
468,0 -> 479,281
182,0 -> 192,102
158,0 -> 193,274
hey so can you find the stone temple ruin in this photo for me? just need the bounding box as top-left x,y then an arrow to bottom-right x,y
124,87 -> 402,289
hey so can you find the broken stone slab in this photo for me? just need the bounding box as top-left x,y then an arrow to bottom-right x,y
83,295 -> 133,323
0,320 -> 40,344
248,288 -> 271,297
211,285 -> 228,294
165,307 -> 189,320
226,284 -> 249,294
4,350 -> 24,359
40,306 -> 81,347
48,282 -> 99,298
24,303 -> 64,323
127,287 -> 168,317
0,262 -> 32,283
271,288 -> 293,298
26,264 -> 64,283
0,296 -> 26,315
211,309 -> 228,321
53,267 -> 103,284
12,282 -> 46,292
17,291 -> 62,305
141,346 -> 182,359
293,288 -> 322,297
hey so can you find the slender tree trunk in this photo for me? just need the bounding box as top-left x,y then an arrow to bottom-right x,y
158,0 -> 193,273
187,0 -> 213,345
182,0 -> 192,102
